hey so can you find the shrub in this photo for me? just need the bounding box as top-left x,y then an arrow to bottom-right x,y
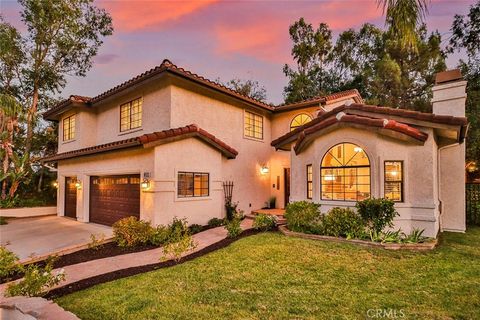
356,198 -> 398,233
284,201 -> 321,233
149,225 -> 170,246
87,233 -> 105,251
225,201 -> 239,221
112,217 -> 153,247
189,224 -> 203,234
0,246 -> 21,279
321,207 -> 365,239
6,257 -> 65,297
161,218 -> 197,262
253,214 -> 277,231
403,228 -> 427,243
208,217 -> 225,228
225,215 -> 242,238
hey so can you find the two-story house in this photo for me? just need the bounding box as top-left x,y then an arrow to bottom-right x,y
42,61 -> 468,237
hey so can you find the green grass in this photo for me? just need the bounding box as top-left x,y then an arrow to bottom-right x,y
56,227 -> 480,319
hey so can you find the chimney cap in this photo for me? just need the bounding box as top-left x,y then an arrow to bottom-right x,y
435,69 -> 463,85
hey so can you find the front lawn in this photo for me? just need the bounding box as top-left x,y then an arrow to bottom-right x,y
57,227 -> 480,319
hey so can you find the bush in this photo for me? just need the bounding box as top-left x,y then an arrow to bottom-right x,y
149,225 -> 170,246
356,198 -> 398,233
112,217 -> 153,247
208,217 -> 225,228
225,201 -> 239,221
161,218 -> 197,262
321,207 -> 365,238
253,214 -> 277,231
6,257 -> 65,297
403,228 -> 427,243
189,224 -> 203,234
87,233 -> 105,251
0,246 -> 21,279
225,216 -> 242,238
284,201 -> 321,233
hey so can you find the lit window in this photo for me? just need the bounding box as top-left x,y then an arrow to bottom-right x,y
63,115 -> 75,141
291,113 -> 312,131
120,98 -> 142,132
320,143 -> 371,201
384,161 -> 403,202
178,172 -> 209,198
307,164 -> 313,199
244,111 -> 263,139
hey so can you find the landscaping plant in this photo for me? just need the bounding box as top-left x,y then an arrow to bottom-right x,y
150,225 -> 171,246
403,228 -> 427,243
112,217 -> 153,247
225,214 -> 242,238
161,218 -> 197,262
87,233 -> 105,251
0,216 -> 7,225
208,217 -> 225,228
284,201 -> 321,233
355,198 -> 398,233
321,207 -> 365,239
189,224 -> 203,234
253,214 -> 277,231
0,246 -> 21,280
225,201 -> 239,221
6,257 -> 65,297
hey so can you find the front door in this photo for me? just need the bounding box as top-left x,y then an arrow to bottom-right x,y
64,177 -> 77,219
284,168 -> 291,208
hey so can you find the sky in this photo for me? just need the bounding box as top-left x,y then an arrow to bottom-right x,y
0,0 -> 475,104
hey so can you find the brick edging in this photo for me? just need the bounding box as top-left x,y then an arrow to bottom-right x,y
278,225 -> 437,251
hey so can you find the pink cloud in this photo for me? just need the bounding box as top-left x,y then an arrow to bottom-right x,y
101,0 -> 218,32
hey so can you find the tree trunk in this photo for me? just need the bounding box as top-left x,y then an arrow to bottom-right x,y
37,167 -> 44,192
25,88 -> 39,160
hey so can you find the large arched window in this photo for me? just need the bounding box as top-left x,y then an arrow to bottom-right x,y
321,143 -> 371,201
290,113 -> 312,131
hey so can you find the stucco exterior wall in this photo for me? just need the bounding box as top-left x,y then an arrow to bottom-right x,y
56,148 -> 155,223
289,127 -> 440,237
169,84 -> 273,213
152,139 -> 224,226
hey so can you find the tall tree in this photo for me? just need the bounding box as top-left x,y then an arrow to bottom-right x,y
283,18 -> 334,103
377,0 -> 429,50
447,0 -> 480,164
7,0 -> 113,160
224,78 -> 267,102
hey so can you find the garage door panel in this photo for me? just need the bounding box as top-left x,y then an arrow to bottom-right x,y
89,174 -> 140,226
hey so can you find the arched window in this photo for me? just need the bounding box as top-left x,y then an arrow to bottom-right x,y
290,113 -> 312,131
321,143 -> 371,201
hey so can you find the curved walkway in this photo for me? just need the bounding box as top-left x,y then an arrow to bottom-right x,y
0,219 -> 252,298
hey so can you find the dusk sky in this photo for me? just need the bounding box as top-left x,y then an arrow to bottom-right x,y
1,0 -> 475,104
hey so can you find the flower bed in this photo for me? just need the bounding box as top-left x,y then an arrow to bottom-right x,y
278,225 -> 437,250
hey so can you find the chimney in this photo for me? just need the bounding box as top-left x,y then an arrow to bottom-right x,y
432,69 -> 467,117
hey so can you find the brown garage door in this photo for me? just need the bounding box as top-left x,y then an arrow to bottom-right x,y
89,174 -> 140,226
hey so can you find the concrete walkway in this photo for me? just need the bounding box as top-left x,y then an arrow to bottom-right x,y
0,219 -> 253,298
0,216 -> 113,262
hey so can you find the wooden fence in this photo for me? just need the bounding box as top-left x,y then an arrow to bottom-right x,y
466,183 -> 480,226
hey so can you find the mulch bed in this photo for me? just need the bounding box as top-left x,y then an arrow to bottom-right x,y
1,224 -> 219,284
45,228 -> 262,299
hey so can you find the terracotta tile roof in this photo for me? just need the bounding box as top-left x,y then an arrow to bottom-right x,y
292,113 -> 429,154
272,102 -> 468,150
43,60 -> 274,120
41,124 -> 238,162
139,124 -> 238,159
274,89 -> 363,112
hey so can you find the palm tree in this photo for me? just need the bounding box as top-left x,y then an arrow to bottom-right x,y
377,0 -> 430,50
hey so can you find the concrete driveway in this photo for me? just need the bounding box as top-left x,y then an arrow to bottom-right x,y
0,216 -> 113,262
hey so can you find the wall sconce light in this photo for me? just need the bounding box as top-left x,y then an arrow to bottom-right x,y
141,179 -> 150,190
53,181 -> 58,188
260,165 -> 269,175
75,180 -> 82,189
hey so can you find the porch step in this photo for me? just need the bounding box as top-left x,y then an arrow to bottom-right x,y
245,213 -> 287,226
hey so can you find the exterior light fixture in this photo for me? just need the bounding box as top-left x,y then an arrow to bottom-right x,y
354,147 -> 363,153
141,179 -> 150,190
75,180 -> 82,189
53,181 -> 58,188
260,165 -> 269,175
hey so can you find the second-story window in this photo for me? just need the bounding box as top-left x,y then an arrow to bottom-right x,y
244,110 -> 263,139
63,115 -> 75,141
120,98 -> 142,132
